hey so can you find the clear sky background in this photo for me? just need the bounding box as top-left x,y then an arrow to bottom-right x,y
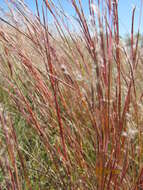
0,0 -> 143,37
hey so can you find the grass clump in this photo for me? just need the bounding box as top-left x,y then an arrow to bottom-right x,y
0,0 -> 143,189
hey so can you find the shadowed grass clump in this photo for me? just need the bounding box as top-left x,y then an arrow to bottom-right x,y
0,0 -> 143,189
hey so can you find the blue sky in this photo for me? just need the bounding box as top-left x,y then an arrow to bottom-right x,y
0,0 -> 143,36
117,0 -> 143,36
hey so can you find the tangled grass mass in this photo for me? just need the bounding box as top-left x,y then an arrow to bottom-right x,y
0,0 -> 143,189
